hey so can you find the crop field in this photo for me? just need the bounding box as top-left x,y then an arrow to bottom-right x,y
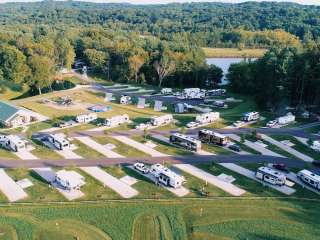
203,47 -> 267,58
0,198 -> 319,240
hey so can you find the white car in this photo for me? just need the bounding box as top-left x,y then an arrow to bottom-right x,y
186,122 -> 199,128
134,163 -> 149,174
266,120 -> 278,128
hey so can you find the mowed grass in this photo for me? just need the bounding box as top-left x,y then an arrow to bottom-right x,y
0,147 -> 18,160
0,199 -> 319,240
203,47 -> 267,58
72,140 -> 105,159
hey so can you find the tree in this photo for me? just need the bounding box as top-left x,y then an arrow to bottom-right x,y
55,38 -> 75,69
153,51 -> 176,87
128,54 -> 145,83
84,49 -> 109,71
207,64 -> 223,88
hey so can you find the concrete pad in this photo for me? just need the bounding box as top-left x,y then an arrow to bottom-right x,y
219,163 -> 296,195
14,149 -> 39,160
113,136 -> 169,157
261,134 -> 314,162
55,149 -> 83,159
120,175 -> 138,186
16,178 -> 33,189
294,136 -> 309,146
217,173 -> 236,183
75,136 -> 124,158
80,167 -> 138,198
128,166 -> 189,197
0,169 -> 28,202
174,164 -> 246,196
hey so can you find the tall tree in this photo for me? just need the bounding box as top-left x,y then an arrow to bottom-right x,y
153,51 -> 176,87
128,54 -> 146,83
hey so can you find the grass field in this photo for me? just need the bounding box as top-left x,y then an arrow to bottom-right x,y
203,47 -> 267,58
0,198 -> 319,240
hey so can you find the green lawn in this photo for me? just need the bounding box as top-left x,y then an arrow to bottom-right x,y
72,140 -> 105,159
203,47 -> 267,58
0,147 -> 18,160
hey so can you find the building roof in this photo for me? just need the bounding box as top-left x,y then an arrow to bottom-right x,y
0,101 -> 19,122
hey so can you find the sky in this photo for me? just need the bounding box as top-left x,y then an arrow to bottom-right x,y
0,0 -> 319,5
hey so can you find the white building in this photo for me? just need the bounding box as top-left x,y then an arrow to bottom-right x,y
195,112 -> 220,124
277,113 -> 295,125
55,170 -> 86,190
297,170 -> 320,190
150,164 -> 185,188
255,167 -> 286,186
311,140 -> 320,152
48,133 -> 70,150
0,135 -> 28,152
76,113 -> 97,123
243,112 -> 260,122
0,101 -> 34,128
150,114 -> 173,126
104,114 -> 130,127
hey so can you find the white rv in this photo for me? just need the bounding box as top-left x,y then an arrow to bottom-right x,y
169,133 -> 201,151
76,113 -> 97,123
198,129 -> 229,146
297,170 -> 320,190
150,164 -> 185,188
104,114 -> 130,127
0,135 -> 27,152
311,141 -> 320,152
195,112 -> 220,124
277,113 -> 295,125
255,167 -> 286,186
150,114 -> 173,126
181,88 -> 205,99
120,95 -> 132,105
161,88 -> 172,95
206,89 -> 226,96
243,112 -> 260,122
55,170 -> 86,190
48,133 -> 70,150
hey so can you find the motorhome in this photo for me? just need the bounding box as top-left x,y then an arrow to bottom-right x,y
311,140 -> 320,152
297,170 -> 320,190
169,133 -> 201,151
150,163 -> 185,188
0,135 -> 28,152
76,113 -> 97,123
198,129 -> 229,146
104,114 -> 130,127
195,112 -> 220,124
150,114 -> 173,126
161,88 -> 172,95
48,133 -> 70,150
243,112 -> 260,122
55,170 -> 86,190
180,88 -> 205,99
277,113 -> 295,125
255,167 -> 286,186
120,95 -> 132,105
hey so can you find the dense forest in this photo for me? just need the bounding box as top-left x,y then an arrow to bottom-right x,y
0,1 -> 319,111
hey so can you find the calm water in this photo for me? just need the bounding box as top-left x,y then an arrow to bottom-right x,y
206,58 -> 255,85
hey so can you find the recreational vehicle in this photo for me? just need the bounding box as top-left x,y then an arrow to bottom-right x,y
48,133 -> 70,150
150,164 -> 185,188
195,112 -> 220,124
255,167 -> 286,186
206,89 -> 226,96
76,113 -> 97,123
243,112 -> 260,122
120,95 -> 132,105
55,170 -> 86,190
180,88 -> 205,99
198,129 -> 229,146
150,114 -> 173,126
0,135 -> 28,152
161,88 -> 172,95
277,113 -> 295,125
311,141 -> 320,152
169,133 -> 201,151
104,114 -> 130,127
297,170 -> 320,190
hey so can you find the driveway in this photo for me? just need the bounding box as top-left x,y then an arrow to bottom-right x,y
75,137 -> 124,158
0,169 -> 28,202
174,164 -> 246,196
14,149 -> 39,160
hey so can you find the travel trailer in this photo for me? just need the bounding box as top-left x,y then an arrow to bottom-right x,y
180,88 -> 205,99
0,135 -> 28,152
55,170 -> 86,190
150,164 -> 185,188
243,112 -> 260,122
120,95 -> 132,105
150,114 -> 173,126
104,114 -> 130,127
195,112 -> 220,124
198,129 -> 229,146
169,133 -> 201,151
277,113 -> 295,125
255,167 -> 286,186
47,133 -> 70,150
76,113 -> 97,123
161,88 -> 172,95
297,170 -> 320,190
311,140 -> 320,152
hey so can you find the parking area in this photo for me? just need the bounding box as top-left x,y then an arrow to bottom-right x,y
0,169 -> 28,202
14,149 -> 39,160
174,164 -> 246,196
80,167 -> 138,198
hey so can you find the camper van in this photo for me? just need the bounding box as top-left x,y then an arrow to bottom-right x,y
243,112 -> 260,122
150,164 -> 185,188
255,167 -> 286,186
48,133 -> 70,150
195,112 -> 220,124
104,114 -> 130,127
297,170 -> 320,190
169,133 -> 201,151
198,129 -> 229,146
76,113 -> 97,123
150,114 -> 173,126
120,95 -> 132,105
0,135 -> 27,152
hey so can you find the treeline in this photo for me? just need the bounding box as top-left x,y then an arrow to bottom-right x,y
0,1 -> 319,48
227,44 -> 320,111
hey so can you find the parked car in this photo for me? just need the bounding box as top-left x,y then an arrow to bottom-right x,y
186,122 -> 199,128
266,120 -> 278,128
272,163 -> 290,173
134,163 -> 149,174
228,144 -> 241,152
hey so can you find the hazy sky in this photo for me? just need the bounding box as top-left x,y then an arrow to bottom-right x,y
0,0 -> 319,5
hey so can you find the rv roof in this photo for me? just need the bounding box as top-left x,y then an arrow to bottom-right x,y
6,135 -> 25,143
50,133 -> 68,143
200,129 -> 226,138
299,169 -> 320,182
56,170 -> 85,187
258,167 -> 286,178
